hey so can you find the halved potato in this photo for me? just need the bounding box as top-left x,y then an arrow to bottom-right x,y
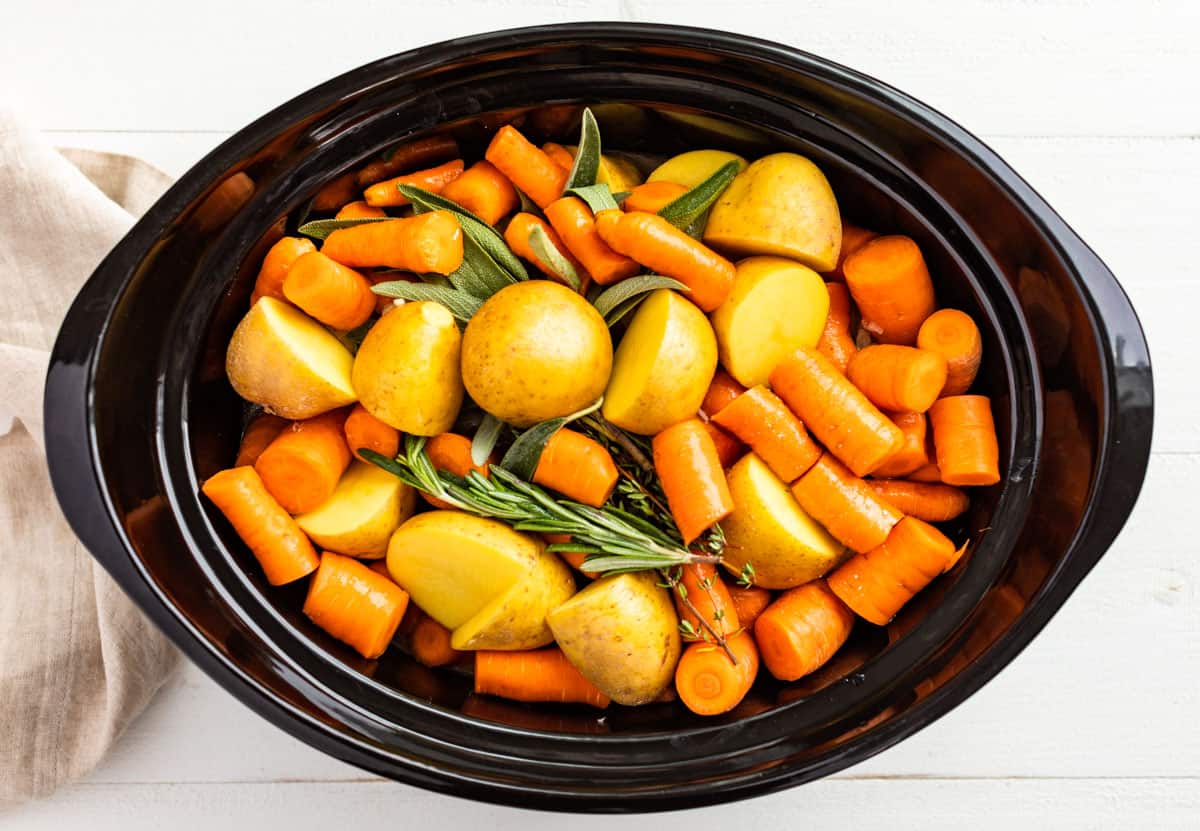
450,548 -> 576,651
647,149 -> 748,189
295,461 -> 415,558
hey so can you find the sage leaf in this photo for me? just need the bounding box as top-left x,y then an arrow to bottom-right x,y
592,275 -> 689,323
566,183 -> 619,214
657,160 -> 740,232
526,224 -> 581,290
471,413 -> 505,467
564,107 -> 601,191
398,184 -> 529,282
370,281 -> 483,322
297,216 -> 394,241
448,234 -> 515,298
499,398 -> 603,480
341,318 -> 376,352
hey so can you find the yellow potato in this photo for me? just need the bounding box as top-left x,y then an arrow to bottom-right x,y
721,454 -> 846,589
602,289 -> 717,435
563,148 -> 645,193
704,153 -> 842,272
461,281 -> 612,427
386,511 -> 543,630
294,461 -> 415,558
648,149 -> 748,189
352,300 -> 463,435
226,297 -> 356,419
711,256 -> 831,387
451,547 -> 576,651
547,572 -> 680,705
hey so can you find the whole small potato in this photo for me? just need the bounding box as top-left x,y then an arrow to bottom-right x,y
461,281 -> 612,427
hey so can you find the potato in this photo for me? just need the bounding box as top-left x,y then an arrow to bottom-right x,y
721,454 -> 846,589
711,256 -> 830,387
294,461 -> 415,558
602,289 -> 717,435
461,281 -> 612,427
226,297 -> 356,419
597,154 -> 644,193
451,547 -> 576,651
547,572 -> 680,705
352,300 -> 463,435
647,149 -> 748,189
704,153 -> 842,272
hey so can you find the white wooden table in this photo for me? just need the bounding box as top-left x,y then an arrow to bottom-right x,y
3,2 -> 1197,827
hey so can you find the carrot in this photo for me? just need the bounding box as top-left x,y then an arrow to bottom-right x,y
917,308 -> 982,396
321,211 -> 463,273
827,224 -> 878,281
652,418 -> 735,545
594,209 -> 734,310
303,551 -> 409,659
484,125 -> 568,209
312,172 -> 358,212
770,346 -> 904,477
356,134 -> 460,188
475,648 -> 610,708
711,385 -> 821,482
867,479 -> 970,523
704,421 -> 745,468
907,463 -> 943,483
422,432 -> 489,509
846,344 -> 948,414
701,370 -> 746,417
541,141 -> 576,172
827,516 -> 957,625
282,251 -> 376,331
754,581 -> 855,681
201,466 -> 319,585
410,612 -> 462,667
843,235 -> 937,345
544,197 -> 640,286
362,159 -> 465,207
344,403 -> 400,463
872,411 -> 930,478
728,584 -> 772,630
928,395 -> 1001,486
504,212 -> 589,286
673,563 -> 740,640
532,428 -> 618,507
255,410 -> 352,514
234,412 -> 288,467
674,631 -> 759,716
251,236 -> 316,305
623,181 -> 688,214
790,453 -> 903,554
334,200 -> 387,220
816,282 -> 857,373
437,160 -> 520,226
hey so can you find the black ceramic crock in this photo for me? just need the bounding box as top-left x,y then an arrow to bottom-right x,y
44,24 -> 1152,812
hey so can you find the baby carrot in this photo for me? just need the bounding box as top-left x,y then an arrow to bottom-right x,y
541,141 -> 576,172
728,584 -> 772,630
282,251 -> 376,331
476,648 -> 610,708
790,453 -> 903,554
422,432 -> 489,509
917,308 -> 982,396
356,134 -> 460,188
411,612 -> 462,667
843,235 -> 936,345
674,631 -> 759,716
846,344 -> 948,414
701,370 -> 746,418
868,479 -> 970,522
907,463 -> 943,483
321,211 -> 463,274
201,466 -> 319,585
673,562 -> 741,640
826,224 -> 877,281
504,212 -> 588,286
704,421 -> 745,468
816,282 -> 857,373
712,385 -> 821,482
312,172 -> 358,212
544,197 -> 640,286
872,411 -> 930,479
594,210 -> 735,310
255,410 -> 352,514
362,159 -> 465,207
251,236 -> 316,305
533,428 -> 619,508
334,200 -> 387,220
770,346 -> 904,477
928,395 -> 1001,486
303,551 -> 410,659
485,125 -> 568,209
623,181 -> 688,214
827,516 -> 957,625
343,403 -> 400,463
438,160 -> 520,226
754,581 -> 855,681
652,418 -> 735,545
234,412 -> 288,467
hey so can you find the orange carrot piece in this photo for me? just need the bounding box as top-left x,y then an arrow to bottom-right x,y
704,421 -> 745,468
843,235 -> 936,345
652,418 -> 735,545
201,466 -> 319,585
816,282 -> 857,373
475,648 -> 610,708
917,308 -> 982,396
790,453 -> 903,554
701,370 -> 747,418
827,516 -> 957,625
235,412 -> 288,468
754,581 -> 855,681
541,141 -> 576,172
728,584 -> 772,630
770,346 -> 904,477
544,197 -> 641,286
335,200 -> 387,220
907,463 -> 943,483
312,172 -> 358,212
484,125 -> 569,209
867,479 -> 970,523
362,159 -> 465,207
532,428 -> 618,507
826,224 -> 878,281
928,395 -> 1001,486
254,410 -> 352,514
504,212 -> 589,286
282,251 -> 376,331
872,412 -> 931,479
343,403 -> 401,463
410,612 -> 462,667
673,563 -> 740,640
674,631 -> 759,716
251,236 -> 317,306
438,160 -> 520,226
594,209 -> 734,310
422,432 -> 489,509
623,181 -> 688,214
846,344 -> 948,414
303,551 -> 409,659
321,211 -> 463,274
712,385 -> 821,482
356,134 -> 461,188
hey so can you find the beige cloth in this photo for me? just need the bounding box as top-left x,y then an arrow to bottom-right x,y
0,111 -> 179,807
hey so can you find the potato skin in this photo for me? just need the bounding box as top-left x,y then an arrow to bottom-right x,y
648,149 -> 748,188
450,548 -> 576,651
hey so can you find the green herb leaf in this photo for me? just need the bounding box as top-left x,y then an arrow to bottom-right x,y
591,275 -> 689,323
610,191 -> 632,203
471,414 -> 505,467
370,281 -> 483,322
499,398 -> 603,481
526,224 -> 581,290
292,197 -> 315,231
564,107 -> 601,190
399,184 -> 529,282
566,183 -> 619,214
657,160 -> 740,233
449,234 -> 517,298
297,216 -> 393,241
341,318 -> 375,352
